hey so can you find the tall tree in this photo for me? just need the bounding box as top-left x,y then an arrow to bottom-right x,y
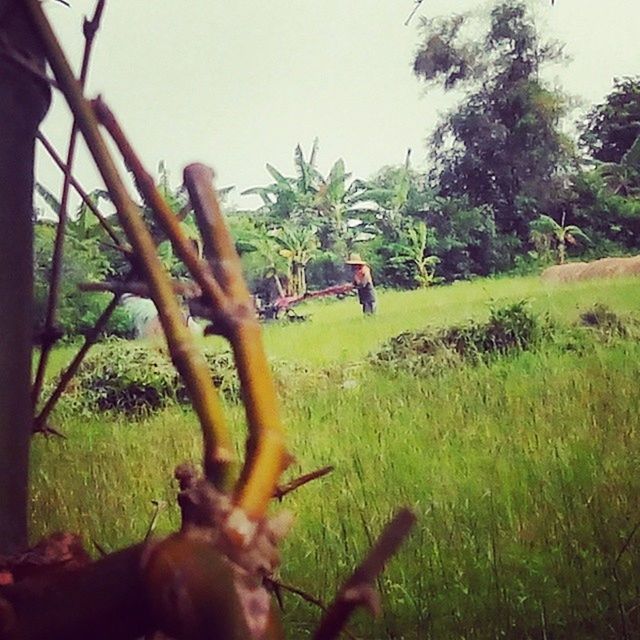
580,76 -> 640,164
414,1 -> 571,247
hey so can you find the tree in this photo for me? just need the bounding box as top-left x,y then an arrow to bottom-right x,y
414,1 -> 571,250
594,133 -> 640,198
358,149 -> 419,238
272,223 -> 318,296
241,140 -> 320,223
390,222 -> 441,287
580,76 -> 640,164
529,213 -> 589,264
243,141 -> 375,257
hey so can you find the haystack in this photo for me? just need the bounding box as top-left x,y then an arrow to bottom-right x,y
541,255 -> 640,283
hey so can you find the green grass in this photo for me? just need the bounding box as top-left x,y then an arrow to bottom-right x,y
258,275 -> 640,364
30,274 -> 640,638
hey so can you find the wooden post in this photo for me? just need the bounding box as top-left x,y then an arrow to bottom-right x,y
0,1 -> 50,553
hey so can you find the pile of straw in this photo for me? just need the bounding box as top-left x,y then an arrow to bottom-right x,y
541,255 -> 640,283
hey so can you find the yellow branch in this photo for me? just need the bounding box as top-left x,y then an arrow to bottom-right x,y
184,165 -> 287,521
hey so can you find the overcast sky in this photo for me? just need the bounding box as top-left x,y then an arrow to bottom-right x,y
37,0 -> 640,212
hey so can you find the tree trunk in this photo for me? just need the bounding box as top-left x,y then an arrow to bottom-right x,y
0,1 -> 51,553
558,237 -> 566,265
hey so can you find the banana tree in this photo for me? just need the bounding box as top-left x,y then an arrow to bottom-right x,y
271,223 -> 318,296
391,221 -> 441,287
596,133 -> 640,197
241,141 -> 319,222
357,149 -> 417,238
529,213 -> 590,264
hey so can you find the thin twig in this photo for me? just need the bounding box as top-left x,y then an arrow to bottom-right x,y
404,0 -> 425,26
143,500 -> 165,543
184,164 -> 288,521
313,508 -> 416,640
273,465 -> 334,501
265,578 -> 360,640
33,295 -> 119,433
24,0 -> 236,491
614,519 -> 640,567
37,131 -> 125,249
31,0 -> 107,409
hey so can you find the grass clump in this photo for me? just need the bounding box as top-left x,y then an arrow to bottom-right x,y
373,300 -> 552,374
578,302 -> 639,340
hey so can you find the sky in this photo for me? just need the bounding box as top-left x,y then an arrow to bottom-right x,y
37,0 -> 640,213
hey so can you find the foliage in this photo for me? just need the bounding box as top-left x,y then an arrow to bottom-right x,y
414,1 -> 572,255
271,223 -> 318,296
52,339 -> 310,418
529,213 -> 589,264
578,302 -> 640,341
53,339 -> 240,417
569,169 -> 640,252
33,222 -> 134,339
389,222 -> 441,287
580,76 -> 640,164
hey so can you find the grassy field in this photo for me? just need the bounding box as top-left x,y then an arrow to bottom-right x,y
32,275 -> 640,638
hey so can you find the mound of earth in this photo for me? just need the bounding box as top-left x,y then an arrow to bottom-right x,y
541,255 -> 640,283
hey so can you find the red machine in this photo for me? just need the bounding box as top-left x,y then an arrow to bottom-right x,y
258,283 -> 354,321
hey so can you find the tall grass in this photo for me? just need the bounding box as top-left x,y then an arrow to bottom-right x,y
29,275 -> 640,638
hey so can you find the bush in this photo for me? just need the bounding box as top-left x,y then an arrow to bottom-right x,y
372,300 -> 552,374
52,339 -> 311,418
33,223 -> 136,340
54,339 -> 240,417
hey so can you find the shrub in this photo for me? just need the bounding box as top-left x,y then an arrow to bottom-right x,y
372,300 -> 552,374
51,339 -> 311,418
53,339 -> 240,418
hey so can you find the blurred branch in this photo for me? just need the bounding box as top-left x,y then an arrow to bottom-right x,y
36,132 -> 127,250
273,465 -> 334,501
267,578 -> 360,640
31,0 -> 107,408
79,279 -> 201,298
313,508 -> 416,640
24,0 -> 236,494
185,164 -> 288,523
91,98 -> 228,322
90,99 -> 235,490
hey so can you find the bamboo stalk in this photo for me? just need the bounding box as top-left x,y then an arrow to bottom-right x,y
184,165 -> 287,521
24,0 -> 234,490
31,0 -> 107,408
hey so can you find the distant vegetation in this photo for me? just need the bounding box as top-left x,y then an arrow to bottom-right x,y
33,0 -> 640,339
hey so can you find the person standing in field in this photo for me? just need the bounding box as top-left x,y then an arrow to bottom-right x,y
346,253 -> 377,315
